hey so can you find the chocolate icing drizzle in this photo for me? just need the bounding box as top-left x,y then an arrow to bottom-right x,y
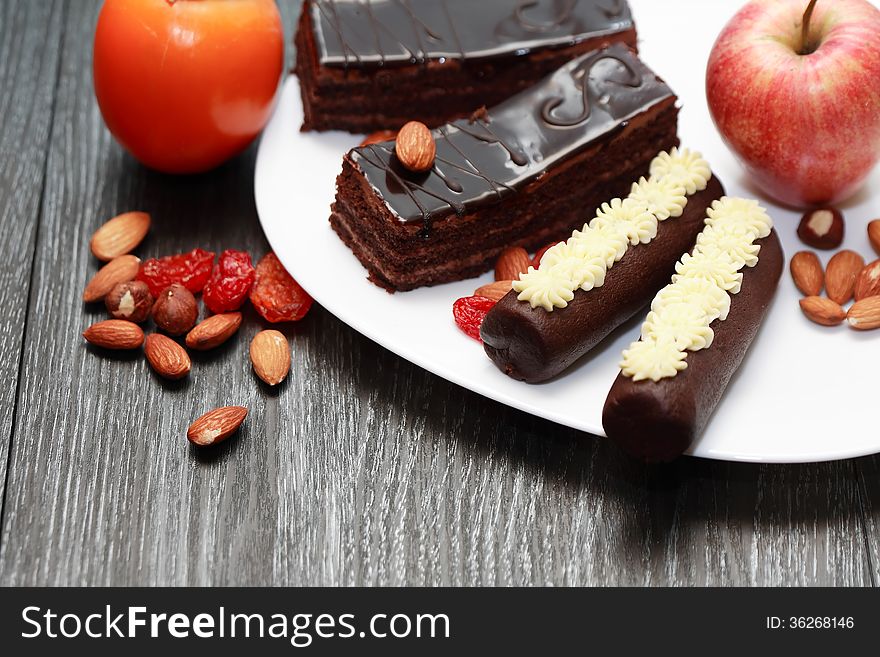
349,44 -> 675,237
311,0 -> 634,68
515,0 -> 577,33
541,53 -> 641,126
599,0 -> 626,19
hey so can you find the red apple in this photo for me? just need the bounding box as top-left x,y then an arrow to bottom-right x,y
706,0 -> 880,207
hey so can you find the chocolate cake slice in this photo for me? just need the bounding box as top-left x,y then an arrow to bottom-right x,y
330,44 -> 679,292
295,0 -> 638,133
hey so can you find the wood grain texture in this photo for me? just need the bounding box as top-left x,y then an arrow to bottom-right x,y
0,1 -> 64,520
0,0 -> 877,587
857,456 -> 880,586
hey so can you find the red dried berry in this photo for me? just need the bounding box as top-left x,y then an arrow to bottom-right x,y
249,252 -> 314,323
533,242 -> 563,269
453,296 -> 497,342
203,249 -> 256,314
136,248 -> 215,297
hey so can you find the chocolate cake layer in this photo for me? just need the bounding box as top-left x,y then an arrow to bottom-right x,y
330,45 -> 679,291
602,230 -> 784,462
480,176 -> 725,382
295,0 -> 637,132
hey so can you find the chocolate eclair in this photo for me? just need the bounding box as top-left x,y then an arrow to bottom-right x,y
482,149 -> 723,383
603,198 -> 784,462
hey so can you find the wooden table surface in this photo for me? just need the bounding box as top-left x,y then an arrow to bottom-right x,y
1,0 -> 878,587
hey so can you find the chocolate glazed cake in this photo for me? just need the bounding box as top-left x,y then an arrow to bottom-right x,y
330,44 -> 679,292
295,0 -> 638,132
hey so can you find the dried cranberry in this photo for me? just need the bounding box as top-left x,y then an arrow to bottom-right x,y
453,296 -> 497,342
203,249 -> 256,314
249,252 -> 313,323
136,248 -> 215,297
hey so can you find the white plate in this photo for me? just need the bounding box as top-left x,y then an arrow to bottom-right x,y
255,0 -> 880,463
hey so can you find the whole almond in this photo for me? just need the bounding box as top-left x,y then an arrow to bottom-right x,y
789,251 -> 824,297
187,406 -> 248,447
144,334 -> 191,380
90,211 -> 150,261
249,329 -> 290,386
475,280 -> 513,301
799,296 -> 846,327
868,220 -> 880,256
186,313 -> 243,351
847,296 -> 880,331
82,319 -> 145,349
495,247 -> 531,282
395,121 -> 435,172
855,259 -> 880,301
82,255 -> 141,303
825,250 -> 864,305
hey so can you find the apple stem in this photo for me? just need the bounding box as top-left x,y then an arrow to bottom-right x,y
800,0 -> 820,55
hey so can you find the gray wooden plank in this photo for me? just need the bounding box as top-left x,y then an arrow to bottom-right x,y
0,0 -> 874,587
0,1 -> 64,522
642,459 -> 872,586
857,456 -> 880,585
0,1 -> 287,586
269,340 -> 874,586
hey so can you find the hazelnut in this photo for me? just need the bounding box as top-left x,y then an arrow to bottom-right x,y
797,207 -> 844,250
151,283 -> 198,336
105,281 -> 153,323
